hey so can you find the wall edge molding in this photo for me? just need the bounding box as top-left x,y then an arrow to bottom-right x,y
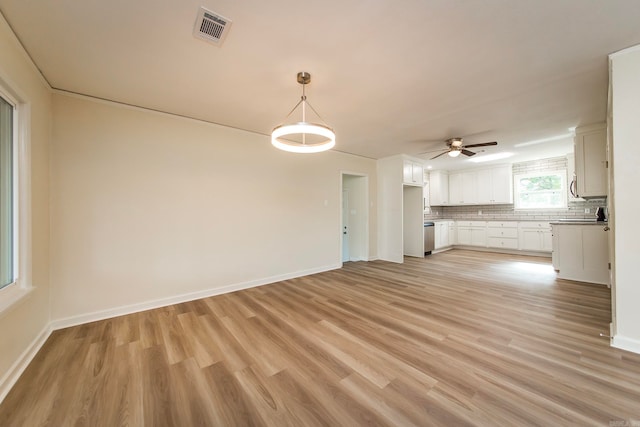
612,334 -> 640,355
0,324 -> 52,405
50,263 -> 341,331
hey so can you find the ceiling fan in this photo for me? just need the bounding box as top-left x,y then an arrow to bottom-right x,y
427,138 -> 498,160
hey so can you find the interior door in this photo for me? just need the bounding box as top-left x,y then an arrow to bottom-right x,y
342,189 -> 349,262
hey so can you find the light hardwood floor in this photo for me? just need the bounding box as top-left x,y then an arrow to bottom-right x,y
1,249 -> 639,426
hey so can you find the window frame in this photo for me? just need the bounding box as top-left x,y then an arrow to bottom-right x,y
513,169 -> 568,211
0,91 -> 17,291
0,76 -> 33,315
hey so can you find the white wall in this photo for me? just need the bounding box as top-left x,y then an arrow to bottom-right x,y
50,93 -> 377,323
0,15 -> 51,397
610,45 -> 640,354
377,156 -> 403,263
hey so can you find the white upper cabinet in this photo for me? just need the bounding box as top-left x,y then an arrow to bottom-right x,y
462,171 -> 479,204
449,173 -> 464,205
403,159 -> 424,186
429,171 -> 449,206
447,164 -> 513,205
490,165 -> 514,204
574,123 -> 607,198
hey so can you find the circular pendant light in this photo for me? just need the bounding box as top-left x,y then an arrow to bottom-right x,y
271,72 -> 335,154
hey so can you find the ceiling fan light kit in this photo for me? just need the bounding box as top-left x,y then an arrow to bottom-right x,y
271,72 -> 335,154
429,137 -> 498,160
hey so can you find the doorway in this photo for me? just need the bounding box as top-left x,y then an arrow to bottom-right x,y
341,173 -> 369,264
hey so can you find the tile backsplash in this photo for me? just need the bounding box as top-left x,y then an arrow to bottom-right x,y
424,156 -> 606,221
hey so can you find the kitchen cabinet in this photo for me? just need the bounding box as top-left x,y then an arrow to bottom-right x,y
434,220 -> 455,250
449,171 -> 479,205
403,160 -> 424,186
554,223 -> 609,284
489,165 -> 514,204
448,221 -> 456,245
574,123 -> 607,198
449,173 -> 463,205
518,222 -> 552,252
429,171 -> 449,206
487,221 -> 518,250
377,154 -> 426,263
456,221 -> 487,247
448,165 -> 512,205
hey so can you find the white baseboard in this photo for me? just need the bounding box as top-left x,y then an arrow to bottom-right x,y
612,334 -> 640,355
50,263 -> 341,330
0,324 -> 52,404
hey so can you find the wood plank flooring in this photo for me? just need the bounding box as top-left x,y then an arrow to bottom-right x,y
2,249 -> 640,426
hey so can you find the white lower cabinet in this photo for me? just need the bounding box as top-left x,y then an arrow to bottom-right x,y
456,221 -> 487,247
448,221 -> 456,245
554,224 -> 609,284
518,222 -> 552,252
434,220 -> 455,250
487,221 -> 518,249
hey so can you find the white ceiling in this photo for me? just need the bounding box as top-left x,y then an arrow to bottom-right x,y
2,0 -> 639,169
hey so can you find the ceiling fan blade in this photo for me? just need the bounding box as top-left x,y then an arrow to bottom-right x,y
416,148 -> 448,155
430,151 -> 449,160
464,141 -> 497,148
461,149 -> 476,157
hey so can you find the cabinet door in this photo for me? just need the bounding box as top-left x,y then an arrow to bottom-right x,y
457,227 -> 471,245
581,226 -> 609,284
403,160 -> 413,184
403,160 -> 424,186
434,223 -> 443,249
411,162 -> 424,186
449,173 -> 464,205
520,229 -> 542,251
477,169 -> 492,204
575,127 -> 607,198
491,165 -> 513,203
462,172 -> 478,204
448,222 -> 456,245
429,171 -> 448,206
470,228 -> 487,247
440,223 -> 449,247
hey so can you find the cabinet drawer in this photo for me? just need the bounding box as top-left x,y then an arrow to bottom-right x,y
487,227 -> 518,238
487,221 -> 518,228
487,237 -> 519,249
519,221 -> 551,230
457,221 -> 486,228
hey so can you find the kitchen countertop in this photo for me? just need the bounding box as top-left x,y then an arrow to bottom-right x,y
426,218 -> 605,224
549,220 -> 608,225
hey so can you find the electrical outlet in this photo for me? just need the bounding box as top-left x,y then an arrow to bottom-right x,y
478,210 -> 482,215
584,208 -> 590,214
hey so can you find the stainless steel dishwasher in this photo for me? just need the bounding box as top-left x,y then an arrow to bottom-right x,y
424,222 -> 435,255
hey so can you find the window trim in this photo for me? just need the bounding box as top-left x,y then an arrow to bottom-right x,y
513,169 -> 568,211
0,75 -> 33,316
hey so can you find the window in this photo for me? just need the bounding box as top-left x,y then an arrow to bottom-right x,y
0,95 -> 13,290
0,80 -> 31,314
514,170 -> 567,210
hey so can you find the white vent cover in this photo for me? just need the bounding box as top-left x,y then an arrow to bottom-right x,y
193,7 -> 232,46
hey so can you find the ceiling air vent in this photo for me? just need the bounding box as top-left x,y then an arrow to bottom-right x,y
193,7 -> 232,46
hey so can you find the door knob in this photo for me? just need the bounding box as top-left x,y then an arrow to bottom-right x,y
603,226 -> 610,231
